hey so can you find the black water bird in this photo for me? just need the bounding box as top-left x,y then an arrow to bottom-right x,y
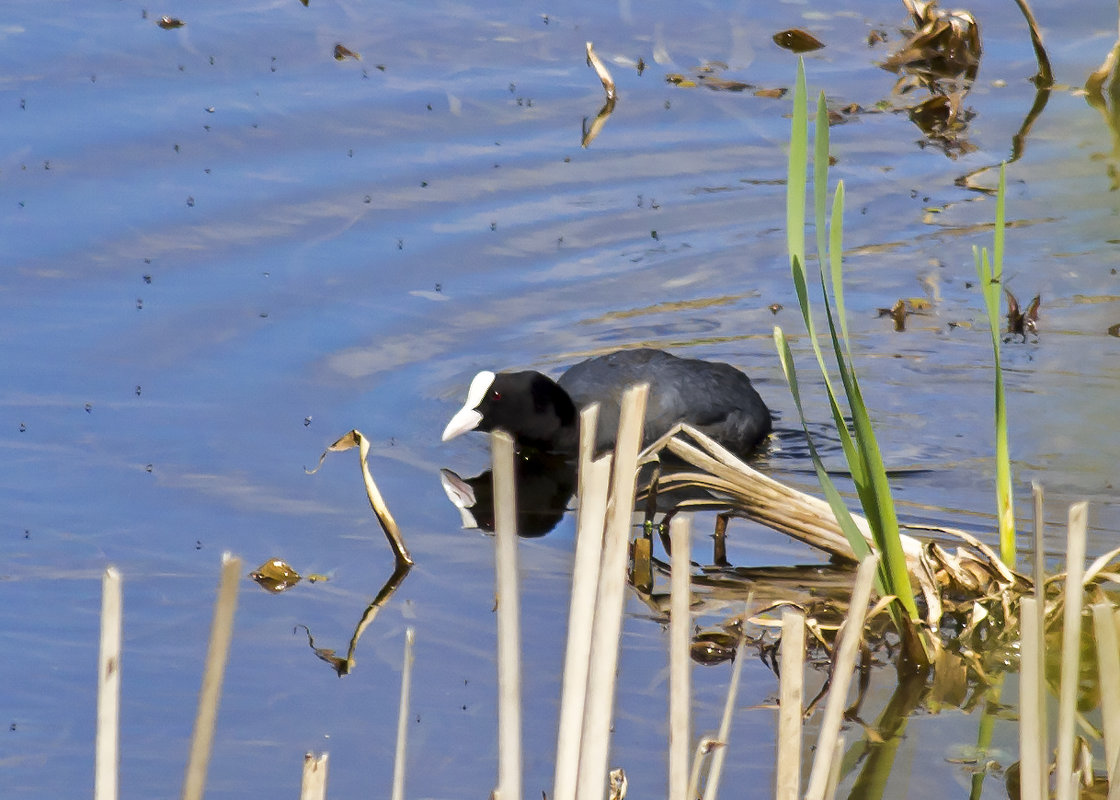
442,347 -> 772,457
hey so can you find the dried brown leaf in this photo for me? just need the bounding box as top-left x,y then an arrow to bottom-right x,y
250,558 -> 301,593
773,29 -> 825,53
334,43 -> 361,61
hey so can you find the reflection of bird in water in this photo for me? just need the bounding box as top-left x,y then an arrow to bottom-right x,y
439,454 -> 577,538
442,347 -> 772,458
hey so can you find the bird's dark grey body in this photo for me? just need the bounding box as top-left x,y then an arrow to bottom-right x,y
557,348 -> 771,454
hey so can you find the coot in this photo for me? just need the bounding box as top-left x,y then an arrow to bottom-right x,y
442,348 -> 771,456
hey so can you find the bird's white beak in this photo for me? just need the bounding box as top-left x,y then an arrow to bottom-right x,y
441,407 -> 483,441
442,370 -> 495,442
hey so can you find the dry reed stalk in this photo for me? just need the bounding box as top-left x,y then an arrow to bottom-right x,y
668,517 -> 692,800
181,552 -> 242,800
1019,596 -> 1045,800
95,567 -> 122,800
300,752 -> 328,800
803,554 -> 880,800
553,405 -> 611,800
1093,603 -> 1120,788
775,609 -> 805,800
701,605 -> 749,800
646,428 -> 918,563
1056,502 -> 1089,800
492,431 -> 523,800
392,628 -> 416,800
575,384 -> 648,800
308,430 -> 412,569
584,42 -> 616,100
1031,481 -> 1049,795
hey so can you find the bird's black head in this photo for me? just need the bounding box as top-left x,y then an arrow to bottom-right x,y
443,370 -> 578,454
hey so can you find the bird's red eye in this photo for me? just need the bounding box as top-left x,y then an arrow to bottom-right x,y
492,391 -> 502,400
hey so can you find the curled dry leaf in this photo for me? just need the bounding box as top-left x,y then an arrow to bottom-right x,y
333,43 -> 360,61
877,298 -> 909,331
884,7 -> 981,79
878,297 -> 934,331
585,42 -> 616,100
306,428 -> 412,568
772,28 -> 825,53
1005,290 -> 1040,339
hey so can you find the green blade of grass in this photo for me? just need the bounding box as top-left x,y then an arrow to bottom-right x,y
787,60 -> 808,274
973,163 -> 1015,565
775,326 -> 873,562
780,58 -> 929,665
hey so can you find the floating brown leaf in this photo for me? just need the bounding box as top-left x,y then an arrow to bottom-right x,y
157,16 -> 185,29
773,28 -> 825,53
250,558 -> 301,593
753,87 -> 787,99
333,43 -> 361,61
877,298 -> 909,331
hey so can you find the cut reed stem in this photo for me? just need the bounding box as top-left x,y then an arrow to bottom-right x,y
804,554 -> 880,800
668,516 -> 692,800
1055,502 -> 1089,800
95,567 -> 122,800
492,431 -> 523,800
181,552 -> 242,800
1019,596 -> 1045,800
576,383 -> 648,800
775,609 -> 805,800
299,752 -> 329,800
553,406 -> 611,800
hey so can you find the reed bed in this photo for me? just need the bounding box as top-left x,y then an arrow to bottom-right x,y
88,466 -> 1115,800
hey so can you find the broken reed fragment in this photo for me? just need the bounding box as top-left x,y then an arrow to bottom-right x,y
585,42 -> 616,100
